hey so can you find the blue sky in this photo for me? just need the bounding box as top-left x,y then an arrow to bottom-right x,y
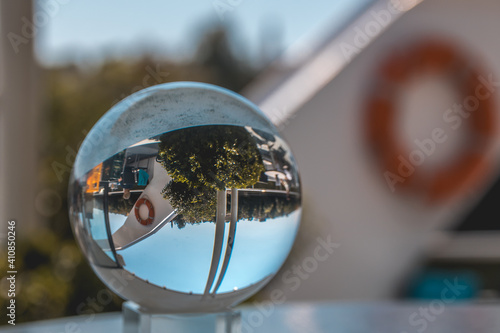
35,0 -> 371,66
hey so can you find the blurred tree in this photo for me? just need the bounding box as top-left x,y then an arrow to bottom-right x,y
194,26 -> 256,91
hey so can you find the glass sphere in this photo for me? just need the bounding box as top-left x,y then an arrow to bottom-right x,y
68,82 -> 301,313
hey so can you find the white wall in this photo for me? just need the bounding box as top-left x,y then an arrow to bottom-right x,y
256,0 -> 500,301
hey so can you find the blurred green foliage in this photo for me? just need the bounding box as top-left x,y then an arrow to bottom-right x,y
0,25 -> 259,323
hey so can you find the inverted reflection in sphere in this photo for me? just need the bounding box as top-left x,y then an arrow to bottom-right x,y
68,82 -> 301,313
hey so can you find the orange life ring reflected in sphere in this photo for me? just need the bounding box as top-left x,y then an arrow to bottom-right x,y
365,39 -> 496,203
134,198 -> 155,226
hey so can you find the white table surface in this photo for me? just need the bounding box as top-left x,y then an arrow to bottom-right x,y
2,301 -> 500,333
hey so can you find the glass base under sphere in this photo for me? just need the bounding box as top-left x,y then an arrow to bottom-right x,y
123,301 -> 241,333
68,82 -> 301,313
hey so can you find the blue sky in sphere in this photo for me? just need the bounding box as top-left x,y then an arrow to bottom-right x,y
35,0 -> 372,66
117,209 -> 301,294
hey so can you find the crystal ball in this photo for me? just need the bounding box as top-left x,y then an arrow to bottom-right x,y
68,82 -> 301,313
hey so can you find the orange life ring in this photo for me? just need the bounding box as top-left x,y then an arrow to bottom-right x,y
134,198 -> 155,226
366,39 -> 496,203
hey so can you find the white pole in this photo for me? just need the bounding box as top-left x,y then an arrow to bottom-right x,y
203,189 -> 227,298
